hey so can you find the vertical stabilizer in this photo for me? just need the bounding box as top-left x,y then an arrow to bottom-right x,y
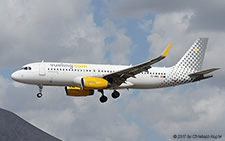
174,38 -> 208,72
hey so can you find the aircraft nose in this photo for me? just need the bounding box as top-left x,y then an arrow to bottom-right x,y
11,71 -> 20,81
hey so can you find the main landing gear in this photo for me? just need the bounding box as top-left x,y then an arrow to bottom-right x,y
98,90 -> 120,103
111,90 -> 120,99
37,85 -> 43,98
98,90 -> 107,103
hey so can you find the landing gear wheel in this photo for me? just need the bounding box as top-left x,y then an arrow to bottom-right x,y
100,95 -> 108,103
98,89 -> 108,103
37,93 -> 42,98
111,91 -> 120,99
37,85 -> 43,98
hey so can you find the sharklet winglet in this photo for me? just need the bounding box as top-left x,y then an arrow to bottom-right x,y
162,43 -> 172,57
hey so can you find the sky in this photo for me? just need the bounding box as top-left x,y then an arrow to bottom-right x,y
0,0 -> 225,140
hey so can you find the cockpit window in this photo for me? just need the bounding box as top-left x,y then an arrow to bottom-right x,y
21,67 -> 32,70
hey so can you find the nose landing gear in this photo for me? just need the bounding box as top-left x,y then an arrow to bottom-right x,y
37,85 -> 43,98
37,93 -> 42,98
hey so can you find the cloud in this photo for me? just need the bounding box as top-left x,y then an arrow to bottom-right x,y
138,19 -> 152,33
122,6 -> 225,140
0,0 -> 132,68
0,1 -> 135,140
110,0 -> 225,32
106,1 -> 225,139
103,19 -> 132,65
125,84 -> 225,140
147,11 -> 225,88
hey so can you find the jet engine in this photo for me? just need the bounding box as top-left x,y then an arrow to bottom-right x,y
65,86 -> 94,97
81,77 -> 111,89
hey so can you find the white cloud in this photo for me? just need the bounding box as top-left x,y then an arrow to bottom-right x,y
147,11 -> 195,65
100,1 -> 225,139
123,9 -> 225,140
102,19 -> 132,65
0,0 -> 132,68
138,19 -> 152,33
125,85 -> 225,140
0,1 -> 136,140
110,0 -> 225,32
147,11 -> 225,87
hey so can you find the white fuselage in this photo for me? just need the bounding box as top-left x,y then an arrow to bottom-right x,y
11,62 -> 173,89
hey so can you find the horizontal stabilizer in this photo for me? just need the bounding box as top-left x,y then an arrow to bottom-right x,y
189,68 -> 219,82
189,68 -> 220,77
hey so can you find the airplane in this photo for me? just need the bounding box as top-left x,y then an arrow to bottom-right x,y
11,38 -> 219,103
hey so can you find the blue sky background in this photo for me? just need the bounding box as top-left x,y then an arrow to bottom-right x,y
0,0 -> 225,141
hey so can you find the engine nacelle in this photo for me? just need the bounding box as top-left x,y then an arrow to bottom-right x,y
81,77 -> 110,90
65,86 -> 94,97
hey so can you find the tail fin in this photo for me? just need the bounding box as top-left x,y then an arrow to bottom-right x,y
174,38 -> 208,72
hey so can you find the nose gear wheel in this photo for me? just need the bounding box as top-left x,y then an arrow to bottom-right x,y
37,85 -> 43,98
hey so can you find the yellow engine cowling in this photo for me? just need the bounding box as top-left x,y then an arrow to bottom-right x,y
81,77 -> 110,90
65,86 -> 94,97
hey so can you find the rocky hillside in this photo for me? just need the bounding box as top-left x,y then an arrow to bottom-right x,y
0,108 -> 61,141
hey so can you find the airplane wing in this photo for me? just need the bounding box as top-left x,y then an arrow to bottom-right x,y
189,68 -> 220,82
103,43 -> 172,85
